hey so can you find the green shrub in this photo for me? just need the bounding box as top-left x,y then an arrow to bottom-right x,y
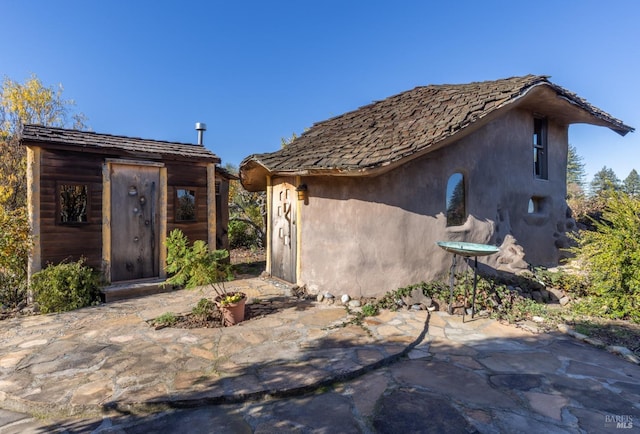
361,303 -> 379,317
228,220 -> 261,249
0,206 -> 30,308
570,193 -> 640,322
155,312 -> 178,326
533,267 -> 588,297
30,259 -> 102,313
192,298 -> 216,319
165,229 -> 231,290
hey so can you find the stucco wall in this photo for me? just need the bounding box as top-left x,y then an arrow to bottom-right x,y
291,108 -> 570,298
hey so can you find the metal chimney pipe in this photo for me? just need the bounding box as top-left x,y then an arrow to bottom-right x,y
195,122 -> 207,145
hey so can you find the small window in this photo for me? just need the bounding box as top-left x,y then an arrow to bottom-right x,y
528,197 -> 539,214
175,188 -> 196,222
528,196 -> 547,214
58,184 -> 89,224
446,173 -> 466,226
533,117 -> 548,179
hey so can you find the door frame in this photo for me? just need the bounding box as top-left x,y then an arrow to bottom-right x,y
102,159 -> 167,282
267,175 -> 301,284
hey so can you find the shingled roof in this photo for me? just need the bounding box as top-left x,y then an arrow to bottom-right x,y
241,75 -> 633,189
21,124 -> 220,163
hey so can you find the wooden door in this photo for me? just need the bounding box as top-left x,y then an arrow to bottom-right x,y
271,179 -> 296,282
110,164 -> 160,281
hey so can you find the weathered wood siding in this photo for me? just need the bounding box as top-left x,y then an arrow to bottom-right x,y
36,151 -> 219,275
39,149 -> 103,269
166,162 -> 209,244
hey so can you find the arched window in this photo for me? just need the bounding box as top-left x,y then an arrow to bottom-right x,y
446,173 -> 466,226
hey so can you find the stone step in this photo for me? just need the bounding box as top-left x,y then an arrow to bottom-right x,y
101,278 -> 173,302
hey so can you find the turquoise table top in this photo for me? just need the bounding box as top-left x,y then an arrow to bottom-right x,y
436,241 -> 500,257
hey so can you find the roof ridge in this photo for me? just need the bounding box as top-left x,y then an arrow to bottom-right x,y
21,124 -> 220,162
300,75 -> 550,135
22,124 -> 203,147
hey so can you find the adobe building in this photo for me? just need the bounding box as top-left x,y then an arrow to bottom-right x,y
240,75 -> 633,298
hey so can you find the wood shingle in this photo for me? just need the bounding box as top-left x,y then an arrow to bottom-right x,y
242,75 -> 633,177
22,125 -> 220,163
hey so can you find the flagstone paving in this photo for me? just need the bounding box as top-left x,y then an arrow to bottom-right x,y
0,277 -> 639,433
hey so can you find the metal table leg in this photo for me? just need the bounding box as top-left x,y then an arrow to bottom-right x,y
471,256 -> 478,318
448,253 -> 457,314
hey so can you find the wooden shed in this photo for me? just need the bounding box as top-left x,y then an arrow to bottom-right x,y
22,125 -> 233,299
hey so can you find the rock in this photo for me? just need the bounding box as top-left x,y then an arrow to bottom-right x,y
607,345 -> 633,356
607,346 -> 640,364
517,321 -> 540,334
341,294 -> 350,304
495,235 -> 530,274
625,354 -> 640,365
324,292 -> 334,299
559,296 -> 570,306
411,304 -> 423,311
547,288 -> 564,302
531,291 -> 544,303
402,288 -> 432,308
583,337 -> 605,348
532,316 -> 544,323
557,323 -> 571,334
348,299 -> 361,308
316,294 -> 324,302
570,331 -> 588,340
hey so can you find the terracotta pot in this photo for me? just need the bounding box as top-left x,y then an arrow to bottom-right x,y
215,292 -> 246,326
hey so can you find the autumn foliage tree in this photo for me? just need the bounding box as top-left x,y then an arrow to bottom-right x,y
0,74 -> 86,308
1,74 -> 86,211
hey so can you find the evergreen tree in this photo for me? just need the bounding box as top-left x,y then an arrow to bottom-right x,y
566,145 -> 586,189
623,169 -> 640,198
589,166 -> 620,197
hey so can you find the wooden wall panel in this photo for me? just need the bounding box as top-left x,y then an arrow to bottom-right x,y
35,149 -> 216,275
38,149 -> 104,270
166,163 -> 209,245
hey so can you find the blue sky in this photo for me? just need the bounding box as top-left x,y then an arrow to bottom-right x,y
2,0 -> 638,184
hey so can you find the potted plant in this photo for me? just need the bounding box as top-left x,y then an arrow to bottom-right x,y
214,291 -> 247,326
165,229 -> 247,326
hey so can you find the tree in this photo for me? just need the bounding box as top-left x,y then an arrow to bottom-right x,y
566,145 -> 587,224
566,145 -> 586,191
589,166 -> 620,198
623,169 -> 640,198
0,74 -> 86,308
0,74 -> 86,211
226,164 -> 266,249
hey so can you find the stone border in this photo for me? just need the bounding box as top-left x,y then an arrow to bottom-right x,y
557,323 -> 640,365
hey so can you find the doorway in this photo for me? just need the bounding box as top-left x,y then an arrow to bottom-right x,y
270,178 -> 297,282
109,163 -> 161,281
